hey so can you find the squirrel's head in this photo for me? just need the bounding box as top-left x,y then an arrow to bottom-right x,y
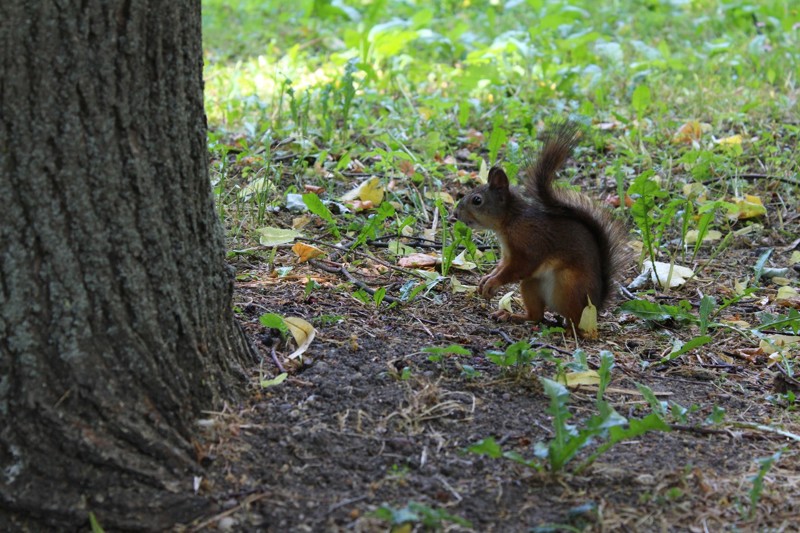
454,166 -> 511,231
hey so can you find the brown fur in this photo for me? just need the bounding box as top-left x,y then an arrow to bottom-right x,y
454,121 -> 629,328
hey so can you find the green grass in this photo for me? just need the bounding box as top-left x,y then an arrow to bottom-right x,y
202,0 -> 799,301
203,0 -> 797,219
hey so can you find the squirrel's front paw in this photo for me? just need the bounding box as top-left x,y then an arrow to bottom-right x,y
478,275 -> 501,298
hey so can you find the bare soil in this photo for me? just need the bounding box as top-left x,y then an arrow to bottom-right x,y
190,168 -> 800,532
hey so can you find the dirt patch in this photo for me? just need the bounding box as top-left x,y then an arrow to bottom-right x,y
186,238 -> 799,531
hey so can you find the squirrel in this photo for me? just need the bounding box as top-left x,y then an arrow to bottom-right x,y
455,122 -> 628,329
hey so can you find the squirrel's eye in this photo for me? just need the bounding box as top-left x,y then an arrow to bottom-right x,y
471,196 -> 482,206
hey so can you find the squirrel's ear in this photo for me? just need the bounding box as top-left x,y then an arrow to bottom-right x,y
487,167 -> 509,190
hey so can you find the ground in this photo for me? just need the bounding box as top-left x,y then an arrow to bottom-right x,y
194,3 -> 800,529
185,162 -> 800,532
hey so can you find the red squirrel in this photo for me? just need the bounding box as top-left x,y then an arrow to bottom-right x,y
455,122 -> 628,328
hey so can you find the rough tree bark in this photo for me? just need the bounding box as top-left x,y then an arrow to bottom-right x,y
0,1 -> 253,530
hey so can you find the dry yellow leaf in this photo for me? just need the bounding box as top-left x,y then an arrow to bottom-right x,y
497,291 -> 516,313
340,176 -> 384,205
292,242 -> 325,262
557,370 -> 601,388
732,195 -> 766,220
682,182 -> 708,201
578,297 -> 598,338
716,134 -> 742,146
284,317 -> 316,360
292,215 -> 312,229
685,229 -> 722,244
672,120 -> 703,144
425,191 -> 455,205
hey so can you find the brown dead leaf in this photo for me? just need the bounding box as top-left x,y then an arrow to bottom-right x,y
304,184 -> 325,195
397,159 -> 415,177
398,253 -> 439,268
348,200 -> 374,211
292,242 -> 325,262
672,120 -> 703,144
466,129 -> 484,147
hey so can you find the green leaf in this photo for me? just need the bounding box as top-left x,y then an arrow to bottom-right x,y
373,286 -> 386,306
635,382 -> 667,416
259,313 -> 288,335
753,248 -> 773,282
260,373 -> 288,388
632,84 -> 651,116
467,437 -> 503,458
659,335 -> 713,364
699,295 -> 716,335
302,193 -> 340,238
621,299 -> 697,324
487,121 -> 507,166
89,512 -> 106,533
423,344 -> 471,356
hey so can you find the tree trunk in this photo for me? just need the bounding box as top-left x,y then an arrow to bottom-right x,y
0,1 -> 253,530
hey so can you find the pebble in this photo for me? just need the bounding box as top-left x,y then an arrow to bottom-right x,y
218,517 -> 237,530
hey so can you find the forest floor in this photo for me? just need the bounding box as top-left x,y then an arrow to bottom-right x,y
187,162 -> 800,532
194,2 -> 800,530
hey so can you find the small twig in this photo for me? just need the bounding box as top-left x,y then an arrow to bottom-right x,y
297,237 -> 428,279
327,495 -> 368,515
414,316 -> 435,339
337,263 -> 400,304
702,173 -> 800,187
670,424 -> 737,437
491,329 -> 516,345
728,422 -> 800,442
366,236 -> 498,251
530,341 -> 574,356
270,345 -> 286,374
310,259 -> 401,304
191,492 -> 270,531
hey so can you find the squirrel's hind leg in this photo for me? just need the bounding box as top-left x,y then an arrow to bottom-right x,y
551,270 -> 601,327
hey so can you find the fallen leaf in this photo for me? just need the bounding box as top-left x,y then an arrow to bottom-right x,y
239,176 -> 275,199
450,249 -> 477,270
685,229 -> 722,244
260,373 -> 288,388
292,215 -> 312,229
284,317 -> 316,360
398,253 -> 439,268
450,276 -> 471,293
731,195 -> 766,220
304,184 -> 325,194
397,159 -> 415,177
348,200 -> 375,211
642,260 -> 695,289
425,191 -> 455,205
791,251 -> 800,265
720,318 -> 751,328
386,240 -> 417,256
498,291 -> 516,313
682,182 -> 708,201
292,242 -> 325,262
557,370 -> 601,388
716,134 -> 742,146
578,298 -> 598,338
761,334 -> 800,351
341,176 -> 384,205
257,227 -> 302,246
672,120 -> 703,144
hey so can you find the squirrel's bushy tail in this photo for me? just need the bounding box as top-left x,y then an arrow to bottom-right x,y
524,121 -> 629,307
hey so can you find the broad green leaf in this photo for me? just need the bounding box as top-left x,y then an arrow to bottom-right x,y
256,227 -> 301,246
